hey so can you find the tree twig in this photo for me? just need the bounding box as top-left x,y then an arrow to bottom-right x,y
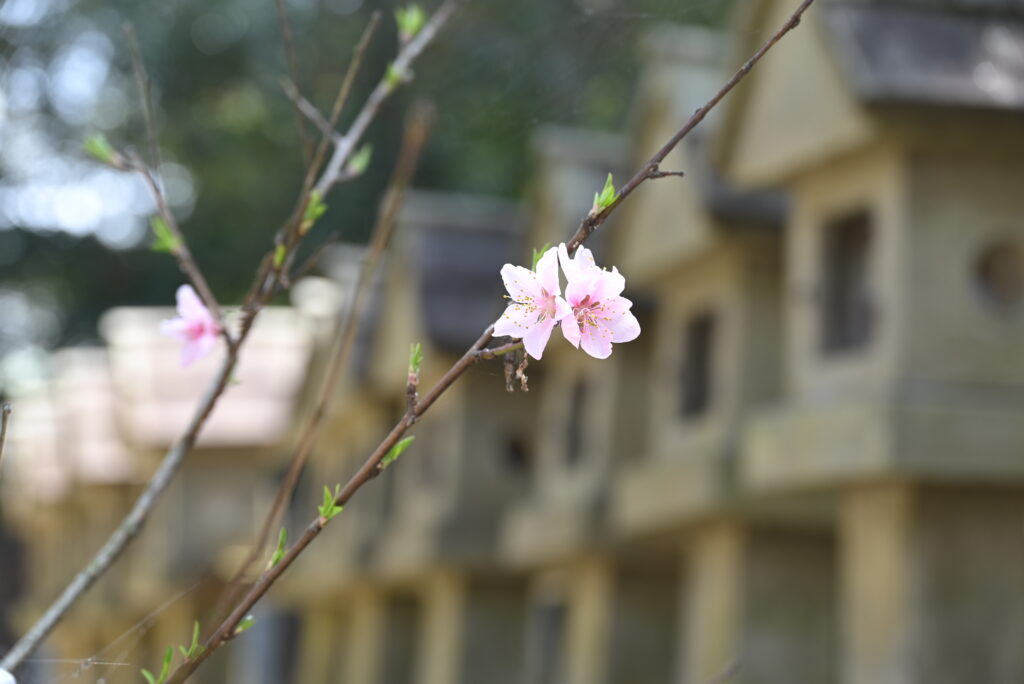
210,101 -> 434,625
311,0 -> 460,199
299,11 -> 381,199
282,79 -> 337,143
0,403 -> 11,479
123,24 -> 228,341
274,0 -> 313,166
563,0 -> 816,255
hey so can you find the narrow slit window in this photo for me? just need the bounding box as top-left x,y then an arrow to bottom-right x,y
526,602 -> 567,684
680,311 -> 715,418
565,380 -> 587,465
820,211 -> 874,353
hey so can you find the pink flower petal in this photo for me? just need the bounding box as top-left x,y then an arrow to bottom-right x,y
608,311 -> 641,343
500,264 -> 544,304
175,284 -> 208,321
522,317 -> 557,360
559,243 -> 597,282
553,296 -> 573,322
560,315 -> 581,348
590,266 -> 625,301
159,317 -> 189,341
494,303 -> 536,338
580,324 -> 613,359
535,246 -> 561,297
564,276 -> 594,308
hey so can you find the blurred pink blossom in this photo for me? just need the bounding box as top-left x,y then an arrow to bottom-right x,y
160,284 -> 222,367
494,246 -> 572,360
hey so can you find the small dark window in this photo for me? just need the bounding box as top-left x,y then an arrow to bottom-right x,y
975,241 -> 1024,312
503,435 -> 532,475
679,311 -> 715,418
526,602 -> 567,684
565,380 -> 587,466
820,211 -> 874,353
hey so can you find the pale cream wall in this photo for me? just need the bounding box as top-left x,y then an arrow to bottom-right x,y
787,143 -> 909,400
905,153 -> 1024,385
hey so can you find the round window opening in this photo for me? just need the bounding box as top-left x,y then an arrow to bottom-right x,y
975,241 -> 1024,313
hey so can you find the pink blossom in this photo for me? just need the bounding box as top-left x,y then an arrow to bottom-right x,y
494,246 -> 572,360
160,284 -> 222,367
558,243 -> 641,359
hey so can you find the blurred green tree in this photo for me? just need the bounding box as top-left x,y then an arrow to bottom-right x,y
0,0 -> 729,353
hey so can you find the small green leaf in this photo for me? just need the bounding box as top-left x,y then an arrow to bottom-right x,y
395,4 -> 426,41
234,615 -> 256,635
84,133 -> 117,166
385,62 -> 406,89
273,244 -> 287,269
141,647 -> 172,684
149,216 -> 181,254
347,144 -> 373,176
318,484 -> 344,521
408,343 -> 423,376
381,436 -> 414,470
300,190 -> 327,236
530,243 -> 553,271
593,173 -> 618,212
269,527 -> 287,568
179,620 -> 201,659
159,647 -> 173,682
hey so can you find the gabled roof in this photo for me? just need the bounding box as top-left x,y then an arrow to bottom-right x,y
402,192 -> 522,353
824,2 -> 1024,110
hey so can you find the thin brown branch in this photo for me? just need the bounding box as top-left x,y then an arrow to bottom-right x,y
275,0 -> 313,166
124,24 -> 228,341
278,230 -> 343,291
311,0 -> 460,199
282,79 -> 337,143
300,11 -> 382,198
123,24 -> 161,173
170,2 -> 818,680
648,168 -> 686,179
564,0 -> 816,255
0,403 -> 11,478
474,340 -> 523,360
210,102 -> 434,625
131,161 -> 232,344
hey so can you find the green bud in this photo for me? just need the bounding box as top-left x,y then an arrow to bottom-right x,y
347,144 -> 373,176
84,133 -> 118,166
385,62 -> 406,89
381,436 -> 414,470
300,190 -> 327,236
395,4 -> 426,42
234,615 -> 256,635
318,484 -> 344,521
149,216 -> 181,254
269,527 -> 287,569
593,173 -> 618,212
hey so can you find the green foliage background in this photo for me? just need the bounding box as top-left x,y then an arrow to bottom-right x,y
0,0 -> 729,351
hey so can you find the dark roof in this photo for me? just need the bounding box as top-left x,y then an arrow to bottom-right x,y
824,1 -> 1024,110
687,134 -> 789,227
403,192 -> 522,352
